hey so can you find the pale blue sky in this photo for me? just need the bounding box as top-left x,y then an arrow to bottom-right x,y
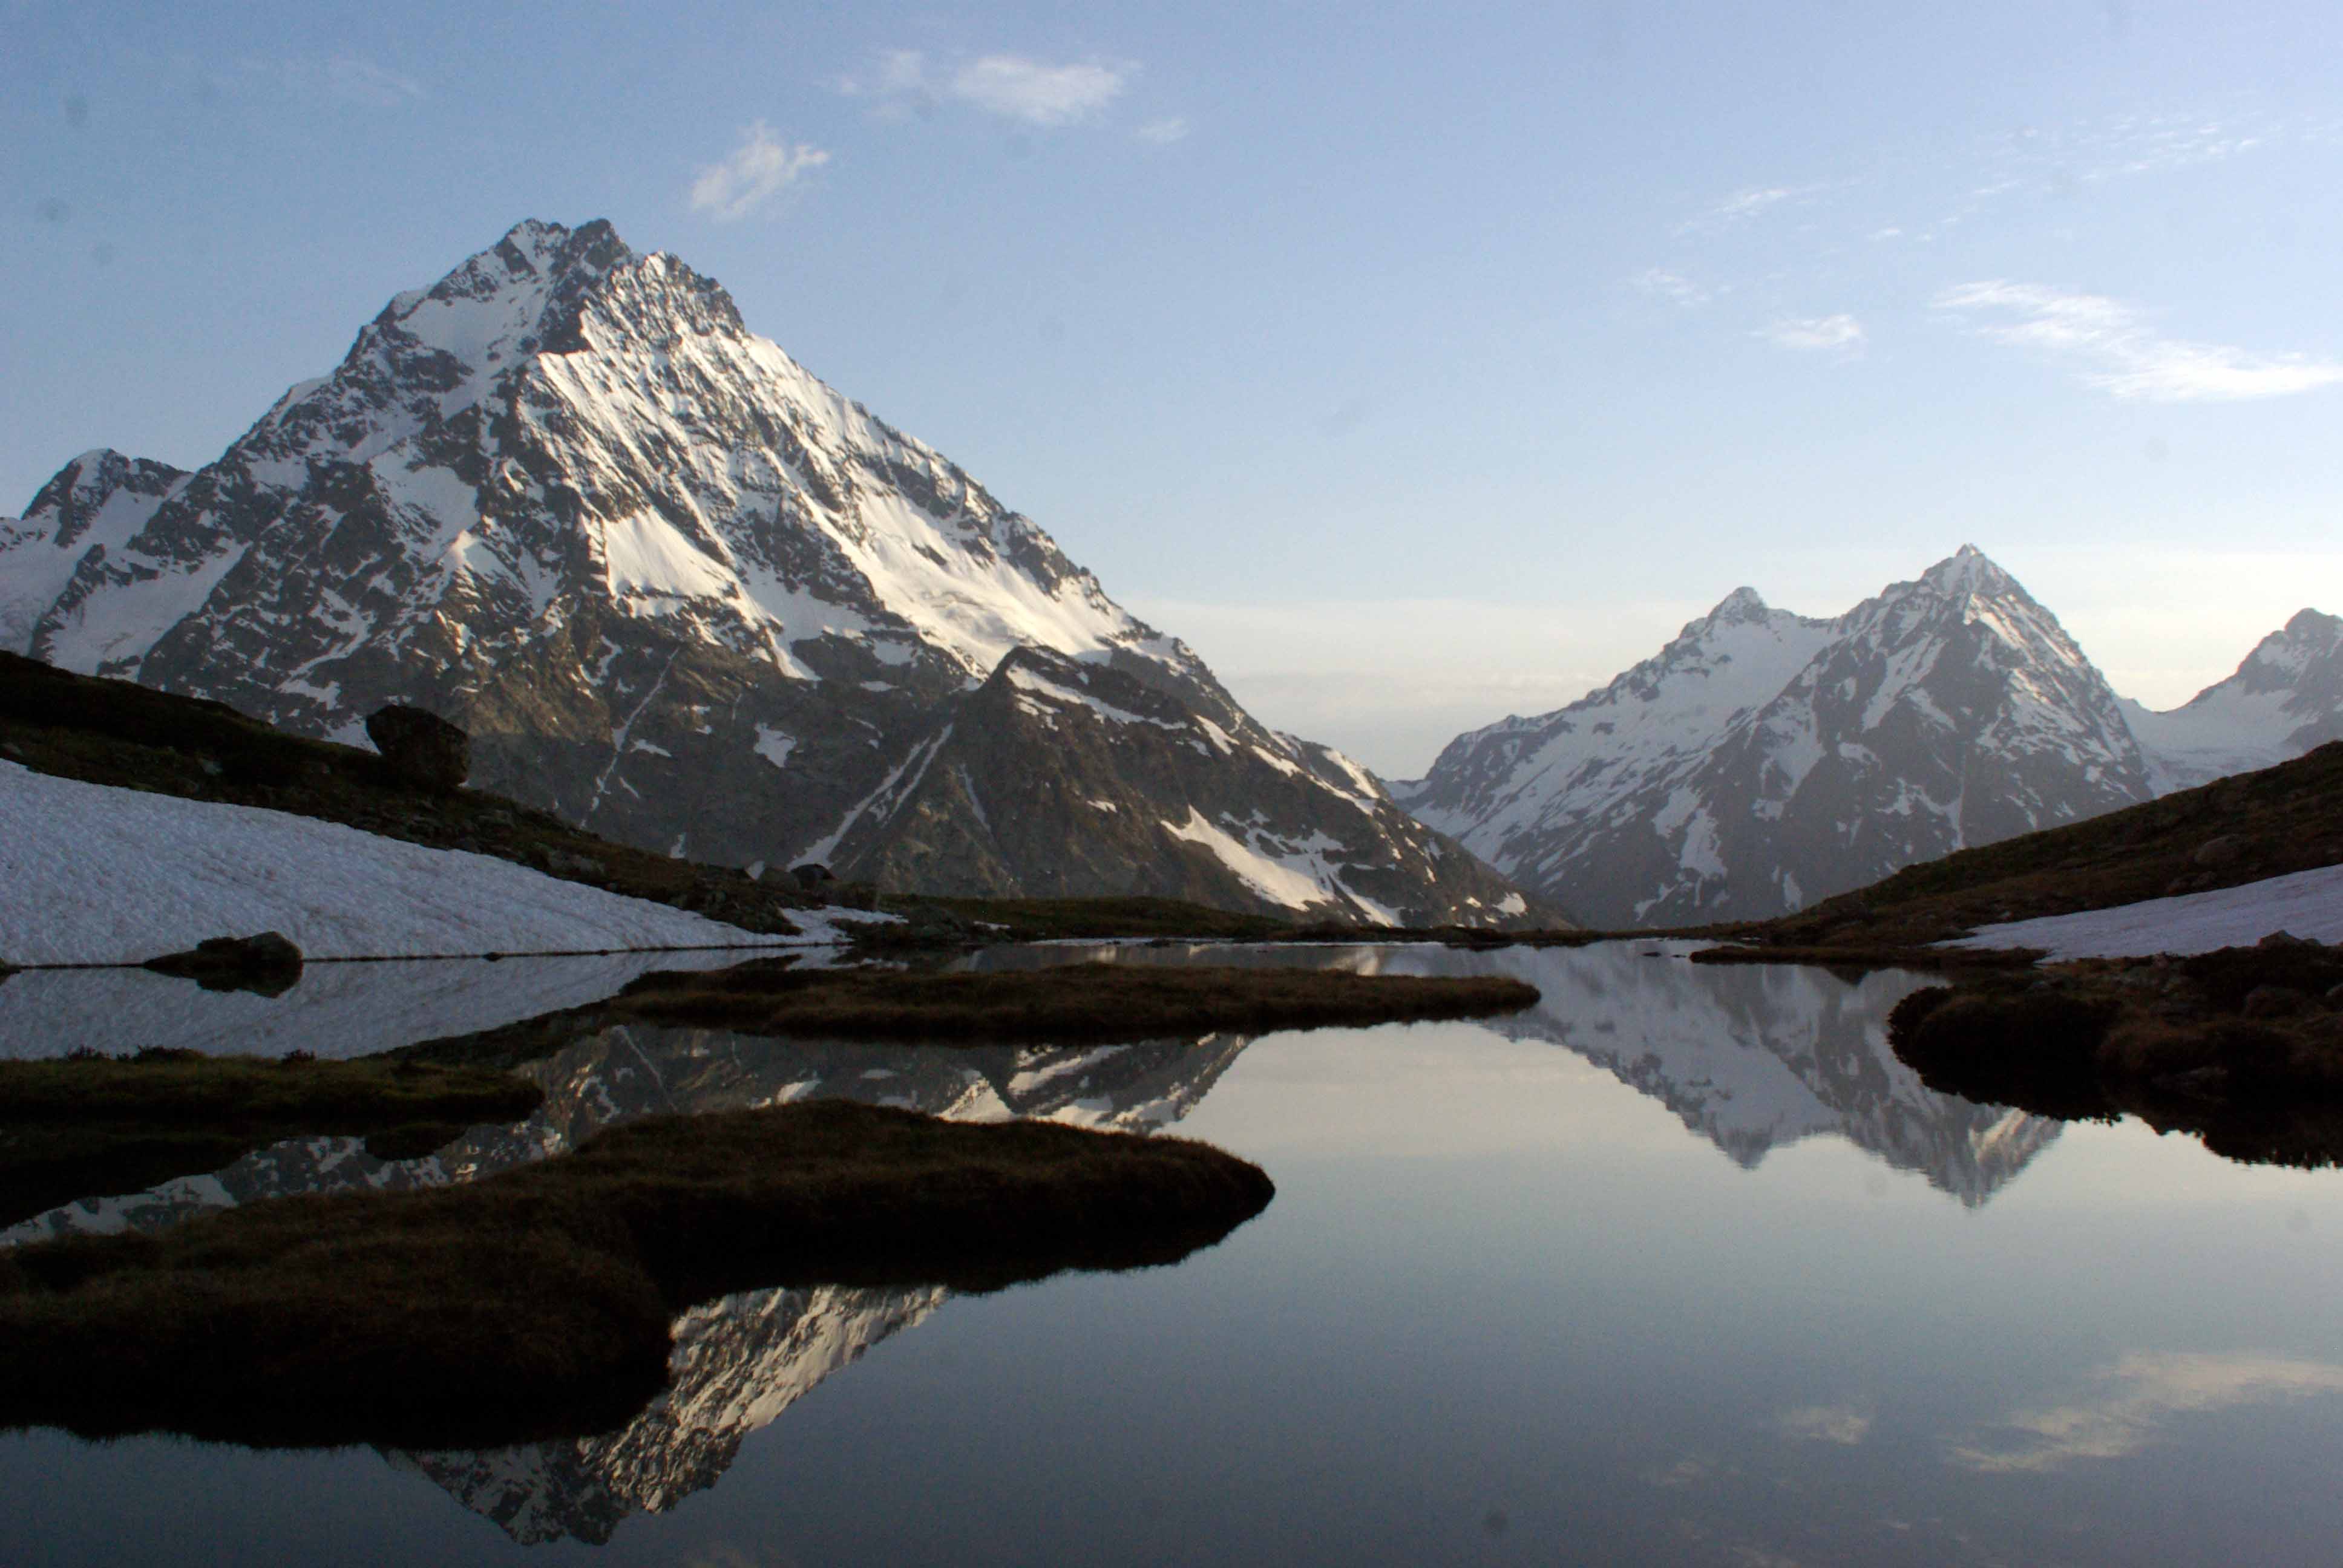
8,1 -> 2342,771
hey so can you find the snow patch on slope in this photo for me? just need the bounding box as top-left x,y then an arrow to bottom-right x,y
0,761 -> 792,964
1161,809 -> 1335,912
1946,864 -> 2343,960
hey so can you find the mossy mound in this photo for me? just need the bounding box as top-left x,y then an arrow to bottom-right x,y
0,1101 -> 1273,1449
0,1052 -> 543,1229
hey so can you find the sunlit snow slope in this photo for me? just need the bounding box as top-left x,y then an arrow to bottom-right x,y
0,760 -> 801,964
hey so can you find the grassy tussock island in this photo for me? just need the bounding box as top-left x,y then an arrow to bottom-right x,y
1889,939 -> 2343,1167
0,1051 -> 543,1229
603,960 -> 1542,1042
0,1101 -> 1273,1449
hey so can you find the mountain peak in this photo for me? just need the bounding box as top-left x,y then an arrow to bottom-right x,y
1918,543 -> 2018,599
2281,607 -> 2343,643
1709,585 -> 1771,622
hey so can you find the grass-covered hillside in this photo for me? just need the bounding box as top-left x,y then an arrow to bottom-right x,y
1708,741 -> 2343,955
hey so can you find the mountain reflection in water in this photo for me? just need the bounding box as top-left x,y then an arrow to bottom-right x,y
2,942 -> 2056,1548
972,941 -> 2060,1206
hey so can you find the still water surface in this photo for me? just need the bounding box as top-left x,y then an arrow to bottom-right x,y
5,941 -> 2343,1565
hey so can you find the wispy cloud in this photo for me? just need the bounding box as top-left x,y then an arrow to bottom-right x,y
1136,116 -> 1190,145
1759,314 -> 1864,354
238,55 -> 424,108
1675,183 -> 1821,236
1632,268 -> 1715,307
953,55 -> 1127,124
689,122 -> 829,221
1933,281 -> 2343,401
844,50 -> 1130,127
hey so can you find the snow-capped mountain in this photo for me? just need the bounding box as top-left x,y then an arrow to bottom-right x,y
0,219 -> 1532,926
2122,608 -> 2343,792
1397,547 -> 2154,927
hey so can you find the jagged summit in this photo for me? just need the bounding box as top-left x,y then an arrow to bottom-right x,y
1917,541 -> 2013,598
1404,551 -> 2150,927
0,220 -> 1538,925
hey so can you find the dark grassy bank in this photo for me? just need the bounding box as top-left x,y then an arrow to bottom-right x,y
1889,938 -> 2343,1166
0,1100 -> 1273,1448
869,894 -> 1296,944
860,897 -> 1591,948
1697,742 -> 2343,959
603,958 -> 1540,1042
1688,942 -> 2040,976
0,651 -> 816,936
397,958 -> 1541,1073
0,1052 -> 543,1229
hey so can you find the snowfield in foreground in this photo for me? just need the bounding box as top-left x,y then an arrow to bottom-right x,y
0,760 -> 834,965
1947,864 -> 2343,961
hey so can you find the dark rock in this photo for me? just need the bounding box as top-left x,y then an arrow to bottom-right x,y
2327,982 -> 2343,1006
2242,984 -> 2311,1020
537,848 -> 606,880
365,705 -> 470,791
2258,930 -> 2319,949
788,863 -> 836,890
2194,835 -> 2244,867
143,932 -> 305,997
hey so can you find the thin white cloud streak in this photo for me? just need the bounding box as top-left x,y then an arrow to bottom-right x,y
238,56 -> 424,108
1136,116 -> 1190,145
1674,183 -> 1821,235
844,50 -> 1130,126
1632,268 -> 1714,307
954,55 -> 1127,124
1934,281 -> 2343,402
1758,313 -> 1864,353
689,122 -> 829,221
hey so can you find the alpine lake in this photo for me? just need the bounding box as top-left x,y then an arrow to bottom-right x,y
5,938 -> 2343,1567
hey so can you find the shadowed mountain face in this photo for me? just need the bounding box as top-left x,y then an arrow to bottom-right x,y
0,220 -> 1533,926
1396,548 -> 2155,927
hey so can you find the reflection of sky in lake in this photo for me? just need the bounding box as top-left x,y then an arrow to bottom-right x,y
7,944 -> 2343,1564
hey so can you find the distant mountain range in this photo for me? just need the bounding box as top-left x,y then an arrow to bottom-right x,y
0,219 -> 1534,927
1394,548 -> 2342,927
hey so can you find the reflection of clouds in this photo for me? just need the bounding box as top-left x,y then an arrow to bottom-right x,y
1950,1351 -> 2343,1472
1777,1403 -> 1871,1445
1645,1456 -> 1714,1488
